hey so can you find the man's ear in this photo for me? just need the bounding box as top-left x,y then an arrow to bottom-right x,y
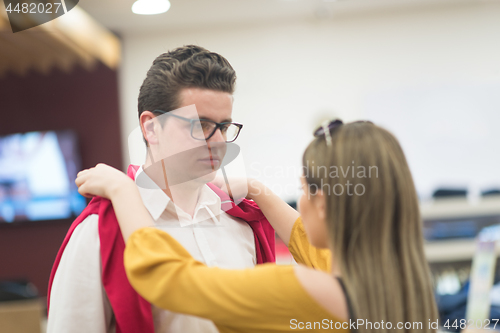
314,190 -> 327,221
140,111 -> 159,145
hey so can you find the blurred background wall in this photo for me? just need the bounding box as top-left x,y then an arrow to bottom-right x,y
117,1 -> 500,202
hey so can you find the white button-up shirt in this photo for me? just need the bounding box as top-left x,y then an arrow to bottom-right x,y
47,167 -> 256,333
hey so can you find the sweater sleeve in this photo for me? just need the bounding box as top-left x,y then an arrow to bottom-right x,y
124,227 -> 341,332
47,214 -> 115,333
287,217 -> 332,272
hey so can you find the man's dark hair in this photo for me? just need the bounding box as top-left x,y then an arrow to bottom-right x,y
138,45 -> 237,120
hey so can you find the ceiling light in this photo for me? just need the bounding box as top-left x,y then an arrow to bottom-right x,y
132,0 -> 171,15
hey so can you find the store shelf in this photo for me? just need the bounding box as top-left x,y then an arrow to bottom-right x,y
421,196 -> 500,220
421,196 -> 500,263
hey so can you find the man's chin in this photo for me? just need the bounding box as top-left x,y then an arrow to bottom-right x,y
197,169 -> 218,184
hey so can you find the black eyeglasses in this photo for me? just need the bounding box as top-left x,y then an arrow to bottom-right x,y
153,110 -> 243,143
314,119 -> 373,146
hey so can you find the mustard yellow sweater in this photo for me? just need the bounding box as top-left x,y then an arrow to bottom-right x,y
124,217 -> 346,332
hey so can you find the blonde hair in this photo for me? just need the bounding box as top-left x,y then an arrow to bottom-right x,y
302,122 -> 438,333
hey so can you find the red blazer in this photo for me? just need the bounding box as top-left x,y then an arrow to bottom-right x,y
47,164 -> 275,333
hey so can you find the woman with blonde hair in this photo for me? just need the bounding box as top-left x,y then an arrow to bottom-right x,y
76,120 -> 438,333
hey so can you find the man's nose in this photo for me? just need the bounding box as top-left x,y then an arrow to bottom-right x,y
207,127 -> 225,144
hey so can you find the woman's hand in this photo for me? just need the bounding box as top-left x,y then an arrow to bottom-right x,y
77,163 -> 153,242
212,174 -> 299,245
211,176 -> 265,202
75,163 -> 134,200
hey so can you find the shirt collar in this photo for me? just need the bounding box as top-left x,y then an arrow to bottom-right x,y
134,166 -> 169,221
195,184 -> 222,222
134,166 -> 222,224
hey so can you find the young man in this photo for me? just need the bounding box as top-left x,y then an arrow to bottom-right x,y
47,45 -> 275,333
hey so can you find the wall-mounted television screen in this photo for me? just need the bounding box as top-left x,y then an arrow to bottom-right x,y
0,130 -> 86,223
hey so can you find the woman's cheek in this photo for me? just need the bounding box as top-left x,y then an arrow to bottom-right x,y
298,192 -> 308,216
298,193 -> 313,232
298,193 -> 329,248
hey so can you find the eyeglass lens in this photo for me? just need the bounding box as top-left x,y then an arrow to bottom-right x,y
191,121 -> 240,142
